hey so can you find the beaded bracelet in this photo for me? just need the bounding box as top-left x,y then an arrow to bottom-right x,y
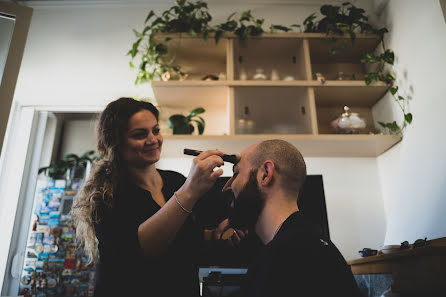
174,191 -> 192,214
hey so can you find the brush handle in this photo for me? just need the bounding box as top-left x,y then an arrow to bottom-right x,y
183,148 -> 239,164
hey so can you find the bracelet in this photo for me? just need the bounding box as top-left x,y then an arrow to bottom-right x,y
174,191 -> 192,214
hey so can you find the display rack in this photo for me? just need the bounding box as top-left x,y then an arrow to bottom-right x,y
152,33 -> 401,157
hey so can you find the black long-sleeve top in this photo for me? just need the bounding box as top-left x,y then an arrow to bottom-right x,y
244,211 -> 363,297
93,169 -> 202,297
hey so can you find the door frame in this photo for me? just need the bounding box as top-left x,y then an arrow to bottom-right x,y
0,2 -> 33,153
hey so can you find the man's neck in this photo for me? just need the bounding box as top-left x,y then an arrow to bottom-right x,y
255,195 -> 298,245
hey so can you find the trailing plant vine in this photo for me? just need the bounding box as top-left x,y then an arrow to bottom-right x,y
129,0 -> 412,135
300,2 -> 411,134
128,1 -> 290,83
128,0 -> 212,83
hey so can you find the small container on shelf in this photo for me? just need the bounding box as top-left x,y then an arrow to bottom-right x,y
239,67 -> 248,80
253,68 -> 267,80
331,106 -> 366,134
271,68 -> 280,81
315,72 -> 325,84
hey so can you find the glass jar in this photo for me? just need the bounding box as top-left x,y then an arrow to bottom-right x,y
331,106 -> 366,134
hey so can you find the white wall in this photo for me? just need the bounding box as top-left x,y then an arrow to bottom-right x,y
371,0 -> 446,245
158,155 -> 386,260
10,0 -> 386,260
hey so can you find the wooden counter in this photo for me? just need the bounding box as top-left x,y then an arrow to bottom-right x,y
348,238 -> 446,296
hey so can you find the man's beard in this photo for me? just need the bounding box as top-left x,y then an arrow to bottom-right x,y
229,169 -> 263,230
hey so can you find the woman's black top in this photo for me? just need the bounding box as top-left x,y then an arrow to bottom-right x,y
244,211 -> 362,297
93,169 -> 202,297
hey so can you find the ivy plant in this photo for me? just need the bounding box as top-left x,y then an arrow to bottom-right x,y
212,10 -> 266,43
128,0 -> 213,83
129,0 -> 412,135
300,2 -> 411,134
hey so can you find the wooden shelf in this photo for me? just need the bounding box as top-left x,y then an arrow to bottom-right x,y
161,134 -> 401,158
153,84 -> 229,109
151,79 -> 387,88
152,80 -> 388,108
314,83 -> 389,107
156,32 -> 381,40
150,33 -> 398,157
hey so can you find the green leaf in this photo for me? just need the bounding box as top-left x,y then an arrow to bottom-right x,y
398,96 -> 405,100
145,10 -> 155,24
133,29 -> 142,38
388,121 -> 400,131
227,12 -> 236,21
303,13 -> 317,25
38,167 -> 48,174
188,28 -> 197,36
192,119 -> 205,134
129,38 -> 142,58
381,49 -> 395,65
129,61 -> 135,68
188,107 -> 205,117
240,10 -> 252,22
64,154 -> 79,162
404,113 -> 413,124
270,25 -> 291,32
378,121 -> 387,128
390,86 -> 398,95
215,30 -> 223,44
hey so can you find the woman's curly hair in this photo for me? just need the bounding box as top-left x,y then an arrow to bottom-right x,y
71,97 -> 159,263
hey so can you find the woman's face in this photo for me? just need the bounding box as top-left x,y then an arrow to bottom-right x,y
121,109 -> 163,167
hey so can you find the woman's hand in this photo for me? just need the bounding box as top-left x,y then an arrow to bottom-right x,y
177,150 -> 224,202
214,218 -> 248,247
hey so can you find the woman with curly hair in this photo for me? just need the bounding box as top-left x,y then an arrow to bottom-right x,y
72,97 -> 224,297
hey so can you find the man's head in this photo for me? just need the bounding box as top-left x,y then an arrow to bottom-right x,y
224,139 -> 307,229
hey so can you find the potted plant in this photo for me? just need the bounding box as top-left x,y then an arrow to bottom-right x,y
167,107 -> 206,135
39,150 -> 100,183
128,0 -> 213,83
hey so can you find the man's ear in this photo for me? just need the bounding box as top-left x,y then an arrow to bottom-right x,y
260,160 -> 274,186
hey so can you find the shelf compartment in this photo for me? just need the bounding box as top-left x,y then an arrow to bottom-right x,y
152,80 -> 388,87
234,38 -> 307,81
311,62 -> 367,80
153,85 -> 229,109
308,35 -> 381,64
317,106 -> 377,134
232,87 -> 314,135
161,134 -> 401,157
313,84 -> 389,107
156,35 -> 227,80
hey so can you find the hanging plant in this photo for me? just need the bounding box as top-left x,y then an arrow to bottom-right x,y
128,0 -> 213,83
129,0 -> 411,135
212,10 -> 267,43
129,1 -> 291,82
300,2 -> 411,134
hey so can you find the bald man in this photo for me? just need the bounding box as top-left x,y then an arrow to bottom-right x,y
222,139 -> 362,297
